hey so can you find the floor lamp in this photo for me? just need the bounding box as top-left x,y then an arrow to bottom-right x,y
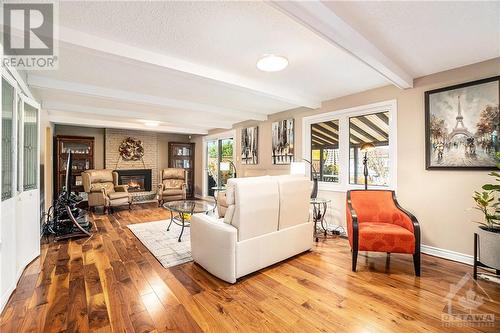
360,143 -> 375,190
290,159 -> 318,199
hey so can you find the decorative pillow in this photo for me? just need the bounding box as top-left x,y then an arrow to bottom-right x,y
217,192 -> 228,218
223,205 -> 235,224
225,183 -> 235,205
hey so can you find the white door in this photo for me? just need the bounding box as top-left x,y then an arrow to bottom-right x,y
15,97 -> 40,272
1,76 -> 18,303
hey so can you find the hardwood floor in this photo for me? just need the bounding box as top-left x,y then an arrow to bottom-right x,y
1,203 -> 499,332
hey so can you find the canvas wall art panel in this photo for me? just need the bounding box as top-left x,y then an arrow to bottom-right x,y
425,76 -> 499,169
241,126 -> 258,164
272,119 -> 294,165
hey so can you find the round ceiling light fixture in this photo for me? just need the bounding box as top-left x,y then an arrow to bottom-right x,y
256,54 -> 289,72
143,120 -> 160,127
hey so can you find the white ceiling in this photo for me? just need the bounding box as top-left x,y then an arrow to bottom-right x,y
325,1 -> 500,78
22,1 -> 500,134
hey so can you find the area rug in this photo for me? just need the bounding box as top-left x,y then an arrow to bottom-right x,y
127,219 -> 192,268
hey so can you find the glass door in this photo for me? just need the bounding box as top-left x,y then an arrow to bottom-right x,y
205,138 -> 234,197
2,77 -> 15,202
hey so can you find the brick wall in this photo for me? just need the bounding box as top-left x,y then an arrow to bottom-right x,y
105,129 -> 158,200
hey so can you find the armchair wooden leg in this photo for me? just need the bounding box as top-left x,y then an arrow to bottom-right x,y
352,248 -> 358,272
413,252 -> 421,276
129,202 -> 132,210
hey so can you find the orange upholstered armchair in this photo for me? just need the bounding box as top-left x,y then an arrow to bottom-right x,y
346,190 -> 420,276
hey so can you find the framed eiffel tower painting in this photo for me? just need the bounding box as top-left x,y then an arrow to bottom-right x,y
425,76 -> 499,170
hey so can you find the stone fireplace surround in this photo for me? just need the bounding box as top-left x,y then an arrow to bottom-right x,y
105,129 -> 158,202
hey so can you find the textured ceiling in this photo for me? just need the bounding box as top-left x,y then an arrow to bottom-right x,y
25,1 -> 500,134
326,1 -> 500,77
57,0 -> 387,102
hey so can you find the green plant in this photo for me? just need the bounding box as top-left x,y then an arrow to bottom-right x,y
473,152 -> 500,230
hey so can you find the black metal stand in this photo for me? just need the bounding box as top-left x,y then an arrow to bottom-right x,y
363,152 -> 368,190
311,201 -> 328,242
474,233 -> 500,279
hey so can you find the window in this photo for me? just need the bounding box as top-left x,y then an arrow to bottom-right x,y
304,100 -> 396,191
349,112 -> 390,186
23,102 -> 38,190
311,120 -> 339,183
2,78 -> 15,200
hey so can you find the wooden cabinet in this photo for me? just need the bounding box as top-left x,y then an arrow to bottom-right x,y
55,135 -> 94,196
168,142 -> 195,198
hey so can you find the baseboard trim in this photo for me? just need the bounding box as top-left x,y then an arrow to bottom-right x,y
421,244 -> 473,266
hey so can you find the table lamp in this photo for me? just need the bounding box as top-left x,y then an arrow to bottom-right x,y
220,161 -> 237,178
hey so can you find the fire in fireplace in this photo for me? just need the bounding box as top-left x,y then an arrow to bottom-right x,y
115,169 -> 152,192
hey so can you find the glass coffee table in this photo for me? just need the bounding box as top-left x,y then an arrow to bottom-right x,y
163,200 -> 215,242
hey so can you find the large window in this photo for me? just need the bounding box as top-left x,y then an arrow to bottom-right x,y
311,120 -> 339,183
2,78 -> 15,200
349,112 -> 390,186
23,102 -> 38,190
304,100 -> 396,190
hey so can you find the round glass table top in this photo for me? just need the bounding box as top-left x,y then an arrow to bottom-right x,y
163,200 -> 214,214
211,186 -> 226,191
310,198 -> 331,204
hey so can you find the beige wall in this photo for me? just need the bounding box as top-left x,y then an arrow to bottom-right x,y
54,125 -> 106,169
54,125 -> 190,175
157,133 -> 192,171
195,57 -> 500,256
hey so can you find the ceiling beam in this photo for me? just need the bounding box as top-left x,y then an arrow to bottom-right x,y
42,102 -> 233,129
29,75 -> 267,121
268,1 -> 414,89
57,26 -> 321,108
47,110 -> 207,135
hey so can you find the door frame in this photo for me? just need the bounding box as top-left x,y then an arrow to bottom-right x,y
202,130 -> 236,199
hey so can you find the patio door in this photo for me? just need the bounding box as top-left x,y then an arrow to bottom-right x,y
205,137 -> 234,197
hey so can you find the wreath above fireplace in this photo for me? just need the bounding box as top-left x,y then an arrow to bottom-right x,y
119,137 -> 144,161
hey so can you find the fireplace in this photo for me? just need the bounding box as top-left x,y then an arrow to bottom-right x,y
115,169 -> 152,192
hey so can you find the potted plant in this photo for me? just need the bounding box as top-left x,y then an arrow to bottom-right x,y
472,152 -> 500,276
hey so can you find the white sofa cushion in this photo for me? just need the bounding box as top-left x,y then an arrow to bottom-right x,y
227,176 -> 279,241
276,175 -> 311,230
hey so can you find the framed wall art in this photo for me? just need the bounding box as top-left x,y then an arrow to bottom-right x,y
425,76 -> 499,170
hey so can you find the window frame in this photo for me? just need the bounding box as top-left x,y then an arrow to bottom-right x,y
302,100 -> 397,192
202,130 -> 236,199
2,72 -> 19,200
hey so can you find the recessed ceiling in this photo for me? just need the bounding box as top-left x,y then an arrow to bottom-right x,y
20,1 -> 500,134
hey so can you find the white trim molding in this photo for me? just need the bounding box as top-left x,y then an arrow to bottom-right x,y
421,244 -> 473,266
302,99 -> 398,193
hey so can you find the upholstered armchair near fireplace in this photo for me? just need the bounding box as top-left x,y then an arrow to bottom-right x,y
158,168 -> 187,206
82,169 -> 132,213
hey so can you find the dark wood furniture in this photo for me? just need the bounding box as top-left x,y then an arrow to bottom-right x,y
55,135 -> 94,196
168,142 -> 195,198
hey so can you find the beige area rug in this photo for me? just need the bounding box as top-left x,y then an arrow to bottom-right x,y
128,219 -> 192,268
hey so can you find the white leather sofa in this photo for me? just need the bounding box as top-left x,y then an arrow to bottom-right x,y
191,175 -> 312,283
